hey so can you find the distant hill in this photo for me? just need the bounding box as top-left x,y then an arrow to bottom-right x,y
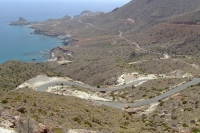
100,0 -> 200,55
25,0 -> 200,57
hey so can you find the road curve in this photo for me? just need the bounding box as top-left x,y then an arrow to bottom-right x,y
36,78 -> 200,108
86,22 -> 163,55
96,78 -> 200,108
37,79 -> 147,92
36,22 -> 200,108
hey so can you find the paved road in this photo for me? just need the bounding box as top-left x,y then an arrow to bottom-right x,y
36,78 -> 200,108
36,22 -> 200,108
96,78 -> 200,108
37,79 -> 148,92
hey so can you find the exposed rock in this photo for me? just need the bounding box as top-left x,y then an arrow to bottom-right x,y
16,107 -> 26,114
190,120 -> 196,123
80,10 -> 103,17
0,118 -> 14,129
0,127 -> 16,133
34,124 -> 52,133
124,105 -> 130,109
50,47 -> 75,61
9,17 -> 30,25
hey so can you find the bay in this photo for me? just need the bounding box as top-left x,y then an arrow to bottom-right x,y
0,0 -> 130,63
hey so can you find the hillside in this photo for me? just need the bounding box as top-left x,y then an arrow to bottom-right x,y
30,0 -> 200,56
3,0 -> 200,132
28,0 -> 200,86
0,61 -> 200,133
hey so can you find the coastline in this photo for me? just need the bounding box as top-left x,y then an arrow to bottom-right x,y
0,22 -> 63,64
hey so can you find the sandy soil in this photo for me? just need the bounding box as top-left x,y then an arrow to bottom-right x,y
160,54 -> 170,60
68,129 -> 99,133
46,85 -> 111,102
17,75 -> 72,90
142,102 -> 160,115
0,127 -> 16,133
57,60 -> 73,64
116,72 -> 158,86
0,118 -> 13,130
128,60 -> 147,65
182,73 -> 193,78
115,70 -> 191,86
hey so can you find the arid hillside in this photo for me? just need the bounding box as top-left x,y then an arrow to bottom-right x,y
3,0 -> 200,133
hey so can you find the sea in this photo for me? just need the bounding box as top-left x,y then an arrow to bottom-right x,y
0,0 -> 130,64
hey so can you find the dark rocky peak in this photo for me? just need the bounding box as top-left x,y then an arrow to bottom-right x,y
81,10 -> 91,15
9,17 -> 30,25
19,17 -> 27,23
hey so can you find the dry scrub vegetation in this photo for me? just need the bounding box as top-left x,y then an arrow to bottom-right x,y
141,83 -> 200,132
108,78 -> 187,103
1,89 -> 146,133
0,61 -> 59,90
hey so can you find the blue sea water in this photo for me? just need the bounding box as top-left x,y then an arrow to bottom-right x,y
0,0 -> 130,64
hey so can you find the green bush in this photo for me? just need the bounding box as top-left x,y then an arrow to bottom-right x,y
73,116 -> 82,124
2,99 -> 8,104
171,116 -> 177,120
192,128 -> 200,133
182,101 -> 187,104
182,123 -> 188,127
84,121 -> 92,127
142,94 -> 146,97
184,108 -> 193,111
51,128 -> 64,133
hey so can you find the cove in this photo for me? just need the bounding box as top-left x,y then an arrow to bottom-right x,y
0,24 -> 62,64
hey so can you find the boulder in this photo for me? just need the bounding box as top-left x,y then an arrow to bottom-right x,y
16,107 -> 26,114
124,105 -> 130,109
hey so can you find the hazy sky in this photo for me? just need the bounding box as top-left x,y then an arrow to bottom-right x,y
1,0 -> 131,22
3,0 -> 130,2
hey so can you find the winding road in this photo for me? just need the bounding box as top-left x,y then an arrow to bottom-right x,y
96,78 -> 200,108
35,22 -> 200,108
86,22 -> 164,56
36,78 -> 200,108
37,79 -> 147,92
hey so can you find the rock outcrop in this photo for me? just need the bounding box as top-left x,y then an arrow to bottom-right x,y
9,17 -> 30,25
34,124 -> 52,133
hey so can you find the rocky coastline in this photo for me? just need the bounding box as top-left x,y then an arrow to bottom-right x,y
9,10 -> 101,62
9,17 -> 32,25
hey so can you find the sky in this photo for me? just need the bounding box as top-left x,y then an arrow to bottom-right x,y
0,0 -> 131,22
2,0 -> 131,3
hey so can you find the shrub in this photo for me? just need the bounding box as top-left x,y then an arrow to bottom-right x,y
73,116 -> 82,124
143,94 -> 147,97
51,128 -> 64,133
182,123 -> 188,127
182,101 -> 187,104
184,108 -> 193,111
2,99 -> 8,104
171,116 -> 177,120
192,128 -> 200,133
84,121 -> 92,127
